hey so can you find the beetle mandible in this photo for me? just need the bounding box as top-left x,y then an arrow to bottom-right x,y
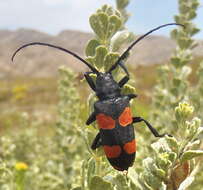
12,23 -> 183,171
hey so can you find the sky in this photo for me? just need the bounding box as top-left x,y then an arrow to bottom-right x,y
0,0 -> 202,39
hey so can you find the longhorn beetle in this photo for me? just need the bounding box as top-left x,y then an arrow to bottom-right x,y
12,23 -> 184,171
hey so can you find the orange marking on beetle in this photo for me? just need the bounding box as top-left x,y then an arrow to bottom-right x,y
123,139 -> 136,154
96,114 -> 115,129
103,145 -> 121,158
118,107 -> 133,127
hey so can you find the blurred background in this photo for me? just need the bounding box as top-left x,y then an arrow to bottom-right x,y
1,0 -> 203,77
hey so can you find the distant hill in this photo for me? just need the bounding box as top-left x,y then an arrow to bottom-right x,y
0,29 -> 202,78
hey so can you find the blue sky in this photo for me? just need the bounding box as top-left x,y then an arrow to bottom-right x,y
0,0 -> 202,39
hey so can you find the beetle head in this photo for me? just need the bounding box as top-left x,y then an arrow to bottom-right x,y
96,72 -> 120,100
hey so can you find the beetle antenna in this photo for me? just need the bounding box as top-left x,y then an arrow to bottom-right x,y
108,23 -> 185,73
11,42 -> 99,74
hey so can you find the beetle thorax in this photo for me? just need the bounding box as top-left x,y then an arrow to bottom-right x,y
96,73 -> 121,100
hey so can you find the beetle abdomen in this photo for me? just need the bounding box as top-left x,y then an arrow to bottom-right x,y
103,138 -> 136,171
96,106 -> 136,171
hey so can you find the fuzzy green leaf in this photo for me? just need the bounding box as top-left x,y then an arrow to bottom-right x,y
95,46 -> 108,69
141,169 -> 163,189
86,39 -> 101,57
178,176 -> 195,190
151,138 -> 171,153
165,136 -> 179,154
179,3 -> 190,14
103,52 -> 119,71
89,176 -> 113,190
111,30 -> 133,51
86,57 -> 96,68
188,10 -> 197,19
107,15 -> 122,39
87,158 -> 96,187
143,157 -> 166,179
178,37 -> 193,49
121,84 -> 136,95
86,45 -> 108,70
191,1 -> 200,9
180,150 -> 203,162
168,152 -> 177,163
116,0 -> 129,9
128,169 -> 143,190
89,13 -> 108,40
114,174 -> 130,190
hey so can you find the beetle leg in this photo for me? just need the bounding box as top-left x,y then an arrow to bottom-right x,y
133,117 -> 170,137
86,112 -> 96,125
118,76 -> 129,87
91,132 -> 102,150
84,72 -> 96,91
127,94 -> 138,100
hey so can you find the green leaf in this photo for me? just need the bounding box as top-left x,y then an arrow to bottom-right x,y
143,157 -> 166,179
116,0 -> 129,9
89,6 -> 122,42
180,150 -> 203,162
185,140 -> 201,150
86,45 -> 108,70
128,168 -> 143,190
168,152 -> 177,163
95,46 -> 108,69
138,174 -> 154,190
121,84 -> 136,95
87,158 -> 96,187
178,37 -> 193,49
107,15 -> 122,39
111,30 -> 132,51
89,13 -> 108,40
188,10 -> 197,19
175,102 -> 194,121
86,39 -> 101,57
100,4 -> 109,13
179,3 -> 190,14
165,136 -> 179,154
191,1 -> 200,9
170,29 -> 178,40
178,176 -> 194,190
113,174 -> 130,190
151,138 -> 171,153
141,169 -> 163,189
103,52 -> 119,71
156,153 -> 172,170
86,57 -> 96,68
89,176 -> 113,190
103,5 -> 114,16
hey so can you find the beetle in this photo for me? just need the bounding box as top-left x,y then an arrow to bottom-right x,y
12,23 -> 183,171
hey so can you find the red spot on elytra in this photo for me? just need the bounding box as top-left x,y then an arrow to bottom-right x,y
119,107 -> 133,127
123,139 -> 136,154
103,145 -> 121,158
96,113 -> 115,129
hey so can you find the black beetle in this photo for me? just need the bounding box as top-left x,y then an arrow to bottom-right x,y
12,23 -> 183,171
